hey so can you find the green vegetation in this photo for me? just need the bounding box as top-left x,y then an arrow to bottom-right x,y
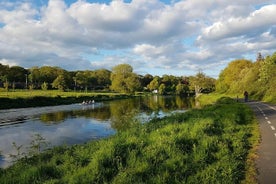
0,63 -> 215,96
216,52 -> 276,103
0,97 -> 259,183
0,90 -> 132,109
110,64 -> 141,94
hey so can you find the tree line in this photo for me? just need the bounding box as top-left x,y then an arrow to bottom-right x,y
216,52 -> 276,101
0,63 -> 215,95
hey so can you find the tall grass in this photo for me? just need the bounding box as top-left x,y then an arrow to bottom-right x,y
0,97 -> 259,183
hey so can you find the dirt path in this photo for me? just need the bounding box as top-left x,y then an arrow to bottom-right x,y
247,101 -> 276,184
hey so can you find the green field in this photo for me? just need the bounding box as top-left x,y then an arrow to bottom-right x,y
0,97 -> 259,183
0,89 -> 133,109
0,89 -> 127,98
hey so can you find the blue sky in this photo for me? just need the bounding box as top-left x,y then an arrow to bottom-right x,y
0,0 -> 276,78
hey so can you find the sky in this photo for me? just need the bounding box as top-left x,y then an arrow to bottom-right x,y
0,0 -> 276,78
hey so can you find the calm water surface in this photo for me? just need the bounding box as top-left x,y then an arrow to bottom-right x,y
0,96 -> 194,168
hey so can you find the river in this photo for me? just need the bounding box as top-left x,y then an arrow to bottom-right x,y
0,95 -> 194,168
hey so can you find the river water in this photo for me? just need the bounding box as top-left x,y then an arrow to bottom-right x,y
0,96 -> 194,168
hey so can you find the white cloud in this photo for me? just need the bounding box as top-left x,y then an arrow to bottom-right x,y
200,4 -> 276,41
0,0 -> 275,77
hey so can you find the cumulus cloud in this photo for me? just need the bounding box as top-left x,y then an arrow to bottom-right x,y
200,4 -> 276,41
0,0 -> 275,77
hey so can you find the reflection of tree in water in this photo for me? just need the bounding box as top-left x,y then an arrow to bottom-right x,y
109,99 -> 140,131
175,96 -> 195,109
40,112 -> 68,123
75,106 -> 111,121
142,96 -> 195,113
39,106 -> 112,124
38,96 -> 195,126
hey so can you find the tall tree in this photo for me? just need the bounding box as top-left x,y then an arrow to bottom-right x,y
110,64 -> 141,94
189,72 -> 215,96
52,74 -> 67,91
147,76 -> 160,91
215,59 -> 253,93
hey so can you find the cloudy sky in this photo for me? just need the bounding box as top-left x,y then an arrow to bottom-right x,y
0,0 -> 276,77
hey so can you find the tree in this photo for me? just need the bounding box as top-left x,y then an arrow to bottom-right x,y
93,69 -> 111,89
140,74 -> 153,89
7,66 -> 27,83
0,64 -> 9,85
189,72 -> 215,97
75,71 -> 92,92
158,83 -> 166,95
52,75 -> 67,91
41,82 -> 48,91
215,59 -> 253,93
147,76 -> 160,91
176,83 -> 189,95
110,64 -> 141,94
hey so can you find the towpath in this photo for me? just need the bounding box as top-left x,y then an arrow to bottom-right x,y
246,101 -> 276,184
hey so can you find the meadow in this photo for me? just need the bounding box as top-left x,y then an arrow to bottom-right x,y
0,97 -> 259,183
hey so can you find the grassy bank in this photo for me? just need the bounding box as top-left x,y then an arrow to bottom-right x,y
0,97 -> 259,183
0,90 -> 132,109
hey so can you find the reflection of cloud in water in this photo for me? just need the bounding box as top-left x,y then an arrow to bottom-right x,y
0,117 -> 115,168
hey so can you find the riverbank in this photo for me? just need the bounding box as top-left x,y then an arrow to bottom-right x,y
0,90 -> 133,110
0,97 -> 259,183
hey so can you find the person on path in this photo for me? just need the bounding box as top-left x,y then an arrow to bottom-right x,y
244,91 -> 249,102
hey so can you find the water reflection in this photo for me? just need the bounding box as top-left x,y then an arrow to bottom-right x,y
0,96 -> 194,168
38,96 -> 194,130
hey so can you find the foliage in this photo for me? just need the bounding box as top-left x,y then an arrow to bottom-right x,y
52,75 -> 67,91
189,71 -> 216,96
0,98 -> 259,183
41,82 -> 48,91
175,83 -> 189,95
110,64 -> 141,94
216,52 -> 276,103
158,83 -> 166,95
147,76 -> 160,91
0,62 -> 217,95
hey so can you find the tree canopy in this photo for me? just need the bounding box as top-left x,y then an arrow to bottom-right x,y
110,64 -> 141,94
216,52 -> 276,102
0,62 -> 217,96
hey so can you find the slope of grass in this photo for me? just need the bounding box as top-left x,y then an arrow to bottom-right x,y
0,97 -> 259,183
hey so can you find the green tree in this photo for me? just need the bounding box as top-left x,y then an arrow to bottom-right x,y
41,82 -> 48,91
7,66 -> 27,83
75,71 -> 92,92
216,59 -> 252,93
189,72 -> 215,96
140,74 -> 153,89
52,75 -> 67,91
158,83 -> 166,95
147,76 -> 160,91
176,83 -> 189,95
110,64 -> 141,94
0,64 -> 9,85
3,80 -> 9,91
93,69 -> 111,89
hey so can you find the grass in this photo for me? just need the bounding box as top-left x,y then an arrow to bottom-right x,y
0,89 -> 133,109
196,93 -> 240,107
0,97 -> 259,183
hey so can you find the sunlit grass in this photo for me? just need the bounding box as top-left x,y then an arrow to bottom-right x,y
0,89 -> 124,98
0,97 -> 259,183
0,89 -> 131,109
